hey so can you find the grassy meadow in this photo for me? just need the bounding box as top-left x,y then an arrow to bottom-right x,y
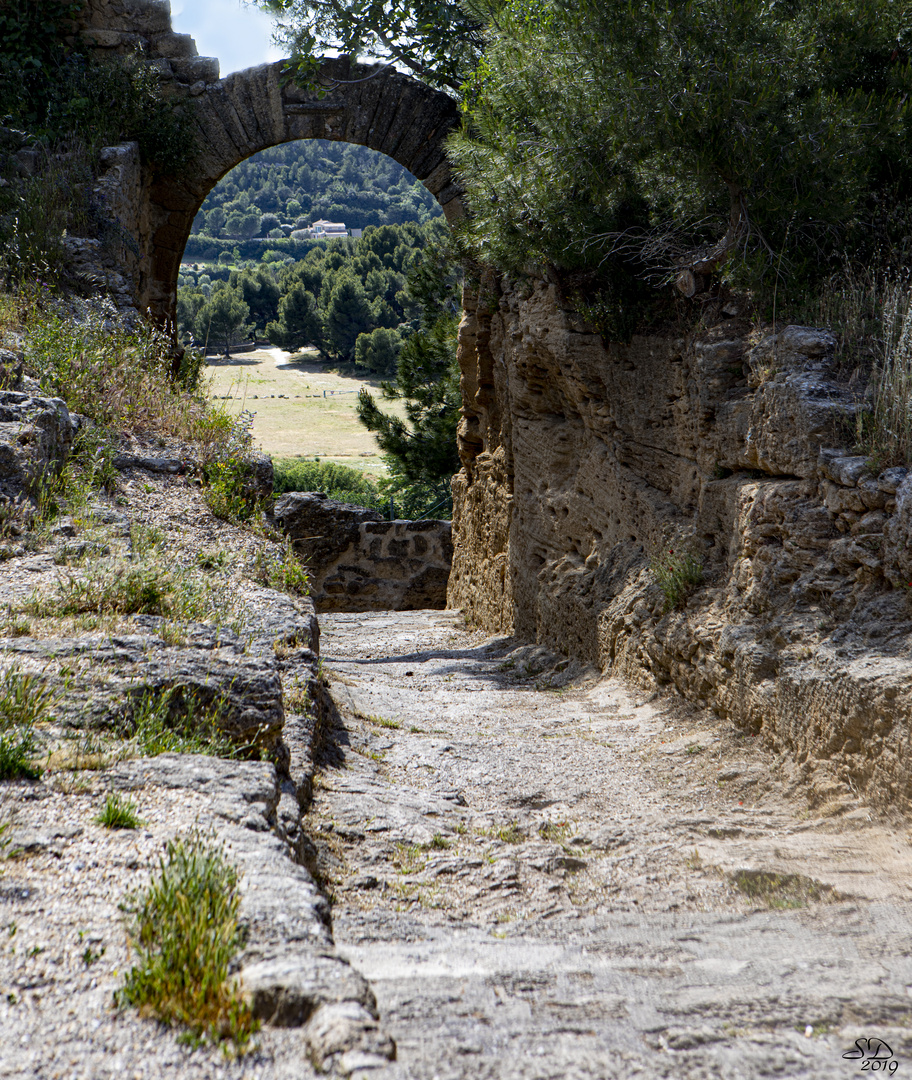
205,346 -> 407,472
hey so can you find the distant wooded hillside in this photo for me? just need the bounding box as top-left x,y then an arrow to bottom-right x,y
189,139 -> 443,247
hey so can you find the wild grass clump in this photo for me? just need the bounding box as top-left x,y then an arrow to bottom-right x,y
0,667 -> 54,781
23,557 -> 238,630
251,540 -> 310,596
860,277 -> 912,468
95,793 -> 142,830
23,298 -> 236,469
117,687 -> 238,759
117,833 -> 257,1050
649,545 -> 704,611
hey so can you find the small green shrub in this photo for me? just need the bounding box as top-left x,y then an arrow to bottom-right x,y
95,793 -> 142,830
273,458 -> 383,510
204,458 -> 256,521
117,833 -> 257,1049
649,546 -> 704,611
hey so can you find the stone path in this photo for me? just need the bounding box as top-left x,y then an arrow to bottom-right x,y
311,610 -> 912,1080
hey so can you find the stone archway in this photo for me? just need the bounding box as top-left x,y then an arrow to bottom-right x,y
141,57 -> 462,325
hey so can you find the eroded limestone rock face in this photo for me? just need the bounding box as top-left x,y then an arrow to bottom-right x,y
450,278 -> 912,812
273,492 -> 452,612
0,388 -> 75,500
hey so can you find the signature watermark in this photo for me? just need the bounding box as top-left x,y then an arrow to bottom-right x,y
843,1038 -> 898,1073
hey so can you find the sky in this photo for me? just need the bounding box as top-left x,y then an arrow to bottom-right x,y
170,0 -> 284,76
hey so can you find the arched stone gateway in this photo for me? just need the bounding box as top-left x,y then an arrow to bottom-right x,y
71,3 -> 461,323
142,56 -> 462,325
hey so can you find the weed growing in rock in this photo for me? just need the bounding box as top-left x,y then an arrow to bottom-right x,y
0,668 -> 54,781
366,714 -> 400,730
251,539 -> 310,597
649,546 -> 704,611
538,821 -> 571,842
0,669 -> 56,728
426,833 -> 451,851
129,522 -> 165,559
118,687 -> 237,759
391,843 -> 427,875
117,833 -> 257,1050
729,868 -> 834,909
196,548 -> 230,572
0,726 -> 39,781
495,823 -> 524,844
95,793 -> 142,830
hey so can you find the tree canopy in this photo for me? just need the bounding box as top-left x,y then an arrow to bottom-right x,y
250,0 -> 485,92
447,0 -> 912,303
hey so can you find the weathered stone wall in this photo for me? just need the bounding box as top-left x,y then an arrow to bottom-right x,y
273,492 -> 452,612
449,278 -> 912,813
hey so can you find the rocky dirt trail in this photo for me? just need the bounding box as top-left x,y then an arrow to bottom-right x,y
311,610 -> 912,1080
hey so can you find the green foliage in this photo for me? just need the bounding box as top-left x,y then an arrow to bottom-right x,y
117,833 -> 258,1049
649,545 -> 704,611
0,0 -> 84,129
355,326 -> 404,375
117,688 -> 237,759
448,0 -> 912,307
194,285 -> 252,355
254,0 -> 482,93
0,668 -> 56,729
0,726 -> 39,781
0,667 -> 52,782
187,140 -> 442,247
23,556 -> 239,635
95,794 -> 142,830
324,275 -> 374,361
273,458 -> 384,508
230,265 -> 281,335
251,539 -> 311,596
24,298 -> 235,462
265,283 -> 323,353
357,315 -> 461,515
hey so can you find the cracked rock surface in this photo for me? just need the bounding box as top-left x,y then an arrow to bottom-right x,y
311,609 -> 912,1080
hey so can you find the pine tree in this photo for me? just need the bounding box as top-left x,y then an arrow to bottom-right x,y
266,284 -> 324,354
324,275 -> 374,361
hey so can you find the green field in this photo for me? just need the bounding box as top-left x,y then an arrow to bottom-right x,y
206,346 -> 406,471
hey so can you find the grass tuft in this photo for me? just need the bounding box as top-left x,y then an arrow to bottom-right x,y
117,687 -> 238,759
251,540 -> 310,596
117,833 -> 257,1050
649,545 -> 703,611
95,793 -> 142,830
729,869 -> 835,909
0,668 -> 53,781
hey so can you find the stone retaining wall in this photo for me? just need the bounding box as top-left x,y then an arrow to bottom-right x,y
272,492 -> 452,612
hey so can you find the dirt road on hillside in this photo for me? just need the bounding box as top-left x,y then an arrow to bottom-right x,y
311,610 -> 912,1079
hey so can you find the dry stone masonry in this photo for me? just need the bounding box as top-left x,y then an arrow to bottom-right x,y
450,278 -> 912,814
272,492 -> 452,612
69,0 -> 463,327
